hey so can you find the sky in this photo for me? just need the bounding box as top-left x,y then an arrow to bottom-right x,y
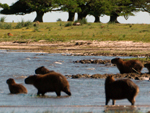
0,0 -> 150,24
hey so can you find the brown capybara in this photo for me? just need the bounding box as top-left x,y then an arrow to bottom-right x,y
111,57 -> 143,74
6,78 -> 27,94
7,33 -> 13,36
105,75 -> 139,105
25,72 -> 71,96
35,66 -> 54,74
144,63 -> 150,73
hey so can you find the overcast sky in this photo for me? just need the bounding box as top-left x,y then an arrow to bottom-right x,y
0,0 -> 150,24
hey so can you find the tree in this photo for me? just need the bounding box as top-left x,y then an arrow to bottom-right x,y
0,0 -> 60,22
58,0 -> 79,21
107,0 -> 150,23
88,0 -> 110,22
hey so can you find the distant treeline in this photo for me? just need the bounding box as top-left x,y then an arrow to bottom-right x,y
0,0 -> 149,23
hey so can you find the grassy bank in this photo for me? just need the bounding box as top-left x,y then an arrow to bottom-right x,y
0,21 -> 149,43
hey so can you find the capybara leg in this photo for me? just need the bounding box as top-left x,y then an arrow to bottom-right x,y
63,90 -> 71,96
42,92 -> 45,96
128,98 -> 135,105
105,98 -> 110,105
112,99 -> 116,105
56,91 -> 61,96
37,90 -> 41,96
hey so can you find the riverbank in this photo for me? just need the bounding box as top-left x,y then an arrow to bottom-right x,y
1,40 -> 150,57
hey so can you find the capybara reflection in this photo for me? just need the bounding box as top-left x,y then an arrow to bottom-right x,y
35,66 -> 54,74
105,75 -> 139,105
25,72 -> 71,96
111,57 -> 143,74
6,78 -> 27,94
144,63 -> 150,73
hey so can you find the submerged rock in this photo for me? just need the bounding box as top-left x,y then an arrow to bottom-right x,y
65,73 -> 150,80
73,59 -> 111,64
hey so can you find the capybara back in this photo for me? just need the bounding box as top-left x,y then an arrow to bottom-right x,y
25,72 -> 71,96
111,57 -> 143,74
105,75 -> 139,105
35,66 -> 54,74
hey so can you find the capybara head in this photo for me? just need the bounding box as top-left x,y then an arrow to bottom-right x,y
144,63 -> 150,68
25,75 -> 36,84
111,58 -> 120,64
6,78 -> 16,85
35,66 -> 54,74
105,75 -> 115,85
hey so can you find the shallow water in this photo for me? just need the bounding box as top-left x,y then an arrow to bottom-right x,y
0,50 -> 150,113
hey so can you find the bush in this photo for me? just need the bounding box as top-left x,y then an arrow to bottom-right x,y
57,18 -> 62,22
0,17 -> 6,22
65,22 -> 72,27
79,18 -> 87,24
15,20 -> 32,29
0,23 -> 12,29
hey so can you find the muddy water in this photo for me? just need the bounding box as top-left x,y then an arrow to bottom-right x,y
0,50 -> 150,113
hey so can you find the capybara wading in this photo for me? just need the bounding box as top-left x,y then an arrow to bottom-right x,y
105,75 -> 139,105
6,78 -> 27,94
144,63 -> 150,73
25,72 -> 71,96
111,57 -> 143,74
35,66 -> 54,74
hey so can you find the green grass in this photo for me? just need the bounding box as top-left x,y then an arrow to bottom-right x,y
0,22 -> 149,43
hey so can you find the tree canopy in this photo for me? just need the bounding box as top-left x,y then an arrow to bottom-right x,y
0,0 -> 149,23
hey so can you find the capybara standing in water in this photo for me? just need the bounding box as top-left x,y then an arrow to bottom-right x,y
25,72 -> 71,96
6,78 -> 27,94
105,75 -> 139,105
111,57 -> 143,74
35,66 -> 54,74
144,63 -> 150,73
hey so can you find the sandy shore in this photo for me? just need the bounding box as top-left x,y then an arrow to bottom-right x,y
0,40 -> 150,56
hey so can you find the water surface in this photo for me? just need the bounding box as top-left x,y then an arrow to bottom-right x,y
0,51 -> 149,113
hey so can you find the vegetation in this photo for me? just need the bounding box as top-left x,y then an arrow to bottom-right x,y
0,21 -> 149,43
0,0 -> 149,22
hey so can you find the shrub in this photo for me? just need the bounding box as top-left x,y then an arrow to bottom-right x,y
65,22 -> 72,27
15,20 -> 32,29
0,17 -> 6,22
0,23 -> 12,29
57,18 -> 62,22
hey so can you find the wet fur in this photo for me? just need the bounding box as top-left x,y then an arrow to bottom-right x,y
25,72 -> 71,96
111,58 -> 143,74
6,78 -> 27,94
105,75 -> 139,105
35,66 -> 54,74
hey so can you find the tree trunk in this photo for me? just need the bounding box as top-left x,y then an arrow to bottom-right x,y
109,13 -> 119,23
94,15 -> 100,23
77,12 -> 87,20
33,11 -> 44,22
67,11 -> 75,21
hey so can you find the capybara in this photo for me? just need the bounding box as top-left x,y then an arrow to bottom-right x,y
144,63 -> 150,73
6,78 -> 27,94
35,66 -> 54,74
105,75 -> 139,105
111,57 -> 143,74
25,72 -> 71,96
7,33 -> 13,36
